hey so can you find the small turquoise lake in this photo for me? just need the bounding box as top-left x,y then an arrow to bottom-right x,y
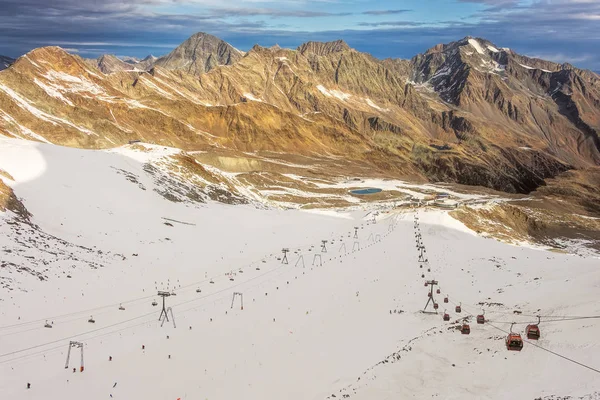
350,188 -> 382,195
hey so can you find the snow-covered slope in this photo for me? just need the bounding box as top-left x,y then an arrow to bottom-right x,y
0,139 -> 599,400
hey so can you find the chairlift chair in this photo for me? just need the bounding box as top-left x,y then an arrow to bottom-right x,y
210,279 -> 215,284
118,304 -> 125,311
88,316 -> 95,323
196,288 -> 201,293
44,320 -> 52,328
152,300 -> 158,306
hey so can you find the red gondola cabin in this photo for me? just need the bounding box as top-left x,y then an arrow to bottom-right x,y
444,297 -> 448,303
461,324 -> 470,334
455,305 -> 461,313
506,333 -> 524,351
477,315 -> 485,324
443,313 -> 450,321
526,324 -> 540,340
433,303 -> 439,310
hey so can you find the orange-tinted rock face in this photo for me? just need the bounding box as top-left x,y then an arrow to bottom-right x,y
0,34 -> 598,194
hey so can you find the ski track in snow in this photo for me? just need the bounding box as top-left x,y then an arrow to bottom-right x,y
0,138 -> 598,400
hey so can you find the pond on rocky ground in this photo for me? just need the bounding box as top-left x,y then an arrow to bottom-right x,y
349,188 -> 383,195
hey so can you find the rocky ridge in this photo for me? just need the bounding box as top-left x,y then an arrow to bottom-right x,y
0,34 -> 598,197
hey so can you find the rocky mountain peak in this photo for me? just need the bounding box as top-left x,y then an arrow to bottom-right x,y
297,39 -> 350,56
120,56 -> 141,65
94,54 -> 133,74
153,32 -> 243,74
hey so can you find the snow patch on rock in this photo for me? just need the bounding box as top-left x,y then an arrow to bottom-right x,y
316,84 -> 351,101
468,38 -> 486,55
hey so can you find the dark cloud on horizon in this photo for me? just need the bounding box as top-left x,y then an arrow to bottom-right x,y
0,0 -> 598,71
362,9 -> 412,16
208,8 -> 352,18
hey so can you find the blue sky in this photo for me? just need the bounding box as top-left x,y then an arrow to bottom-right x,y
0,0 -> 599,71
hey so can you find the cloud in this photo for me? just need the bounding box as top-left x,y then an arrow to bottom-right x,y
358,21 -> 426,28
362,9 -> 412,16
527,52 -> 593,64
209,8 -> 352,18
457,0 -> 520,11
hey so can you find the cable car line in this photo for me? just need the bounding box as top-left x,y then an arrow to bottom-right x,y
0,232 -> 331,332
0,220 -> 393,363
486,322 -> 600,375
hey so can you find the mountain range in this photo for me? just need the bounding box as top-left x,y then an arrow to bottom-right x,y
0,32 -> 599,199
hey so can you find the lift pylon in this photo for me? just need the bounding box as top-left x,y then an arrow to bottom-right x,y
281,248 -> 290,264
65,341 -> 84,372
423,280 -> 439,313
157,291 -> 175,328
231,292 -> 244,310
312,254 -> 323,266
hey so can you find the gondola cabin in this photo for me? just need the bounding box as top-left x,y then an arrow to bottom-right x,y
443,313 -> 450,321
526,324 -> 540,340
436,289 -> 441,294
477,315 -> 485,324
428,292 -> 432,297
506,333 -> 524,351
444,297 -> 449,303
455,304 -> 462,313
424,282 -> 428,287
433,303 -> 439,310
461,324 -> 470,334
